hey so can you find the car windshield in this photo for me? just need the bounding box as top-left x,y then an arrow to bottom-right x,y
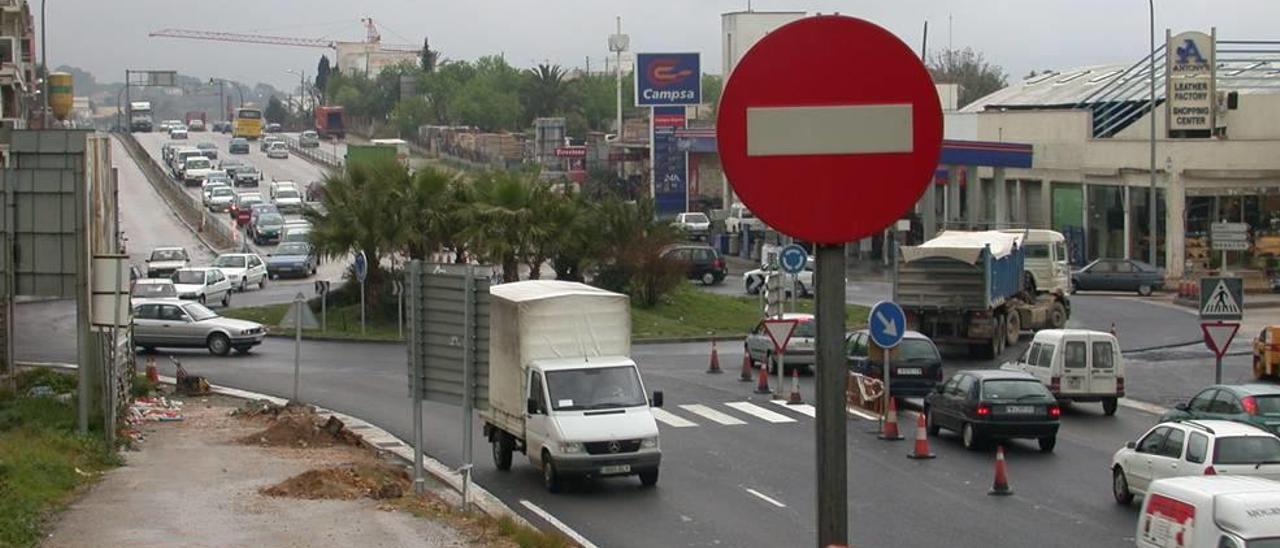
899,339 -> 941,362
545,366 -> 647,411
276,243 -> 310,256
133,282 -> 175,298
173,271 -> 205,284
213,256 -> 246,268
197,143 -> 215,149
186,159 -> 209,169
212,187 -> 233,197
1213,436 -> 1280,465
684,213 -> 709,223
259,214 -> 284,226
793,320 -> 816,338
270,143 -> 286,150
982,379 -> 1051,400
239,195 -> 262,205
150,249 -> 186,262
231,139 -> 246,145
240,166 -> 258,174
277,189 -> 299,199
181,302 -> 219,322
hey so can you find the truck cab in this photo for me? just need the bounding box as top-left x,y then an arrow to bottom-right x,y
1000,229 -> 1070,295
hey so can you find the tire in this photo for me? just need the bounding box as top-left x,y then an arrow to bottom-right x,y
962,423 -> 980,450
638,468 -> 659,488
1138,284 -> 1153,296
1038,436 -> 1057,453
207,333 -> 231,356
1112,467 -> 1135,505
221,291 -> 231,308
492,433 -> 514,471
239,279 -> 247,293
1050,302 -> 1068,329
925,406 -> 940,436
701,272 -> 716,286
542,453 -> 562,493
1103,397 -> 1118,416
1005,310 -> 1022,347
258,276 -> 266,290
1070,280 -> 1079,295
198,295 -> 207,305
988,316 -> 1006,359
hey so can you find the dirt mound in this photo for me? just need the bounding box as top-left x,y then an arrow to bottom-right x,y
239,414 -> 360,448
261,463 -> 410,501
232,399 -> 312,419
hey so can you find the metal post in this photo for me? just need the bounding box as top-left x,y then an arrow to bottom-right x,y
293,294 -> 302,402
40,0 -> 48,127
615,16 -> 623,179
461,265 -> 476,510
1215,355 -> 1222,385
397,282 -> 403,340
360,280 -> 366,335
409,261 -> 425,496
815,243 -> 848,547
321,284 -> 327,332
1148,0 -> 1158,267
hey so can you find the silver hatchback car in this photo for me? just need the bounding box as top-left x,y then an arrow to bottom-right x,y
132,299 -> 266,356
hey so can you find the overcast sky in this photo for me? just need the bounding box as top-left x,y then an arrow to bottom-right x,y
46,0 -> 1280,92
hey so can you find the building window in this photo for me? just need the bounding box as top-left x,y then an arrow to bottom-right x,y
1087,184 -> 1125,260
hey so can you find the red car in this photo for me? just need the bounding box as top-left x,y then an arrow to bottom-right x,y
230,193 -> 264,227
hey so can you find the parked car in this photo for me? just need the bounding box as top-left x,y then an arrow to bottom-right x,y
299,130 -> 320,148
204,185 -> 235,212
672,212 -> 711,239
230,193 -> 264,227
845,329 -> 944,397
212,253 -> 267,292
1160,384 -> 1280,435
131,299 -> 265,356
249,212 -> 286,245
1070,258 -> 1165,296
924,369 -> 1061,452
1111,420 -> 1280,505
266,141 -> 289,159
724,203 -> 764,233
228,138 -> 250,155
171,267 -> 232,307
266,242 -> 318,279
1134,476 -> 1280,548
168,126 -> 188,139
1253,326 -> 1280,380
130,278 -> 177,304
744,258 -> 814,297
234,165 -> 262,187
660,244 -> 727,286
145,246 -> 189,278
1001,329 -> 1125,415
744,313 -> 815,373
195,142 -> 218,160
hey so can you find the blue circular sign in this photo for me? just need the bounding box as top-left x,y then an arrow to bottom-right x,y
353,251 -> 368,283
779,244 -> 808,275
868,301 -> 906,349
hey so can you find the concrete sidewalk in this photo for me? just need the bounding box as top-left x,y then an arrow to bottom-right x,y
44,395 -> 471,548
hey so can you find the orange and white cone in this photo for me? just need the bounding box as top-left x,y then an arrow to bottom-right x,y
907,412 -> 935,459
145,356 -> 159,384
706,340 -> 723,374
787,369 -> 803,405
878,396 -> 903,440
754,361 -> 772,394
989,445 -> 1013,496
739,353 -> 753,382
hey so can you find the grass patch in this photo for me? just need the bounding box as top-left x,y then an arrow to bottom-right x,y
0,370 -> 120,547
222,302 -> 403,342
391,494 -> 574,548
630,283 -> 869,340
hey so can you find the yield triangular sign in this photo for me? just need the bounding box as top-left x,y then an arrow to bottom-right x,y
762,319 -> 799,354
280,294 -> 320,330
1201,322 -> 1240,359
1203,280 -> 1242,317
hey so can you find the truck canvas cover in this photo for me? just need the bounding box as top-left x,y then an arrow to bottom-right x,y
902,230 -> 1024,265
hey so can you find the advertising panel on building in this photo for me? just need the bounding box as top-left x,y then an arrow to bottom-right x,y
635,53 -> 702,106
1166,30 -> 1216,135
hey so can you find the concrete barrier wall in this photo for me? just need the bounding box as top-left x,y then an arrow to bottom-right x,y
113,132 -> 236,251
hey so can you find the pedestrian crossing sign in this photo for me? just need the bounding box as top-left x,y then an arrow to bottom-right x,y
1199,277 -> 1243,321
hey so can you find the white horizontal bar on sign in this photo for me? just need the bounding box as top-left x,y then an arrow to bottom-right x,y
747,104 -> 914,157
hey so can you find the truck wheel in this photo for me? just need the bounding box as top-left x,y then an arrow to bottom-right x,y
542,452 -> 562,493
1005,311 -> 1022,347
638,468 -> 659,488
1103,398 -> 1118,416
492,433 -> 514,471
1050,302 -> 1068,329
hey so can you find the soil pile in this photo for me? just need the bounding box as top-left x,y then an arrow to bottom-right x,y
261,463 -> 410,501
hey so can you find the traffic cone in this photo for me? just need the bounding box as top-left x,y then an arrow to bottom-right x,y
706,340 -> 723,374
739,353 -> 753,382
907,412 -> 935,459
754,361 -> 771,394
878,396 -> 903,441
787,369 -> 803,405
145,356 -> 159,384
989,445 -> 1014,496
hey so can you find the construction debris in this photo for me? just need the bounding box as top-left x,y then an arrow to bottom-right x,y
238,412 -> 361,448
261,463 -> 410,501
127,396 -> 185,423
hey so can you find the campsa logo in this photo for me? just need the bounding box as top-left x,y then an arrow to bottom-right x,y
642,58 -> 696,102
1176,38 -> 1207,65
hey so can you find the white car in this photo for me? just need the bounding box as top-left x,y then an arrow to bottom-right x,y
272,186 -> 304,214
146,246 -> 190,278
299,130 -> 320,148
172,267 -> 232,307
131,278 -> 178,304
744,313 -> 816,373
181,157 -> 215,186
212,253 -> 267,292
1111,419 -> 1280,505
169,127 -> 188,140
672,212 -> 711,238
744,258 -> 815,297
204,185 -> 235,212
267,141 -> 289,159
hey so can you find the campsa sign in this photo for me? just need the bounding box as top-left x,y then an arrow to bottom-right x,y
1166,29 -> 1216,135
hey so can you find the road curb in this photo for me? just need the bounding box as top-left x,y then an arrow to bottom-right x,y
15,360 -> 535,531
634,335 -> 748,345
1121,339 -> 1205,354
261,332 -> 401,344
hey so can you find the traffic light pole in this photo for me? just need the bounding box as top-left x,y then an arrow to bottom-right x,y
815,243 -> 847,546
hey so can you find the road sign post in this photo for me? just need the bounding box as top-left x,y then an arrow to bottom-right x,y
314,280 -> 329,332
1202,322 -> 1240,385
780,244 -> 807,317
354,251 -> 368,334
716,15 -> 943,546
869,301 -> 907,430
277,292 -> 322,402
764,318 -> 799,399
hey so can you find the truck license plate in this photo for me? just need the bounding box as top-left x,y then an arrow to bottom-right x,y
600,464 -> 631,475
897,368 -> 923,376
1004,405 -> 1035,414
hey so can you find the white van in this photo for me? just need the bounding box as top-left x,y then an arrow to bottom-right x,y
1000,229 -> 1070,295
1003,329 -> 1124,415
1137,476 -> 1280,548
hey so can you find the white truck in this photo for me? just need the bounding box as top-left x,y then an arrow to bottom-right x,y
482,281 -> 663,492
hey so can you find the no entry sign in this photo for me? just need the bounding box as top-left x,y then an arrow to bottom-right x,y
716,16 -> 943,244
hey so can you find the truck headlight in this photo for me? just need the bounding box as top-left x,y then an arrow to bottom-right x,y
558,442 -> 585,454
640,437 -> 659,449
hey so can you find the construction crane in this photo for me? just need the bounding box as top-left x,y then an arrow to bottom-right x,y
149,18 -> 420,53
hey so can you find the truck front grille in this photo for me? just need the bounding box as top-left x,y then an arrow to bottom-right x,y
584,439 -> 641,455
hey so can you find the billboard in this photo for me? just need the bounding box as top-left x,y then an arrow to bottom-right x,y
635,53 -> 702,106
651,106 -> 688,217
1166,30 -> 1216,135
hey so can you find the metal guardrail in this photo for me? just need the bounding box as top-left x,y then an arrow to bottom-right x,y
114,131 -> 237,251
282,135 -> 343,169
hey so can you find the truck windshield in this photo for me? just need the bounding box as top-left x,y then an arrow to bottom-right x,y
545,366 -> 646,411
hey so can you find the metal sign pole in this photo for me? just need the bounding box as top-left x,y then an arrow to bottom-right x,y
360,279 -> 366,335
883,345 -> 892,419
293,293 -> 303,402
409,261 -> 425,496
397,281 -> 404,340
815,243 -> 848,546
461,265 -> 476,510
321,283 -> 327,332
1215,354 -> 1222,385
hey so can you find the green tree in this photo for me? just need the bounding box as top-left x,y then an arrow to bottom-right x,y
315,56 -> 332,102
420,60 -> 476,125
390,96 -> 432,137
521,64 -> 576,121
928,47 -> 1008,109
264,96 -> 287,124
303,159 -> 406,291
701,74 -> 723,111
593,199 -> 683,307
398,166 -> 460,261
458,169 -> 549,282
420,37 -> 440,73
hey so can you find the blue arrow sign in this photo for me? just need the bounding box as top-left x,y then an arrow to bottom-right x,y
354,251 -> 368,284
868,301 -> 906,349
779,244 -> 808,275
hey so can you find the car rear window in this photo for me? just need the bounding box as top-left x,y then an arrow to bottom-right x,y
793,320 -> 815,339
134,283 -> 175,298
898,339 -> 940,362
174,271 -> 204,284
1092,341 -> 1115,369
1256,396 -> 1280,416
1213,436 -> 1280,465
982,379 -> 1051,400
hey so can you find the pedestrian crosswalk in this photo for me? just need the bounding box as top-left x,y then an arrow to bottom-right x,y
649,400 -> 818,429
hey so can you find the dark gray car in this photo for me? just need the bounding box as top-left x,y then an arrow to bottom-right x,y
1071,258 -> 1165,296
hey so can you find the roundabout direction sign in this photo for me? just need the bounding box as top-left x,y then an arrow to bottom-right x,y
778,244 -> 808,275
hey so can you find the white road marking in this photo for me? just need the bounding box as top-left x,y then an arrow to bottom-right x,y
651,408 -> 698,428
520,500 -> 599,548
771,400 -> 816,417
679,404 -> 747,426
725,401 -> 797,423
745,488 -> 787,508
846,405 -> 881,422
1118,398 -> 1169,416
747,104 -> 914,157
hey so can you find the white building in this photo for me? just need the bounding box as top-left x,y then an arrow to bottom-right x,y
721,10 -> 806,76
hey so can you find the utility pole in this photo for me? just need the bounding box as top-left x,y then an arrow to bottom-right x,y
1148,0 -> 1158,267
40,0 -> 48,127
608,17 -> 629,179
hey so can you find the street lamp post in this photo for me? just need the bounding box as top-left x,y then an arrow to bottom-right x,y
608,18 -> 629,179
40,0 -> 48,127
1148,0 -> 1158,267
285,69 -> 306,122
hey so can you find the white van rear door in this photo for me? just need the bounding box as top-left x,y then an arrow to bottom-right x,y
1059,337 -> 1090,395
1087,335 -> 1119,396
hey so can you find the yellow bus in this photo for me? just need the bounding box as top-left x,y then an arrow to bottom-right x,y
232,107 -> 263,140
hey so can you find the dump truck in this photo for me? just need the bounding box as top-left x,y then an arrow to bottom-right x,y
481,281 -> 663,492
896,231 -> 1071,358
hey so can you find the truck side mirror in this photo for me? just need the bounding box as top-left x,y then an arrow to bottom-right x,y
526,398 -> 539,415
650,391 -> 664,408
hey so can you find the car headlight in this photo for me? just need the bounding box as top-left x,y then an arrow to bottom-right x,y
240,328 -> 257,335
640,437 -> 659,449
558,442 -> 585,454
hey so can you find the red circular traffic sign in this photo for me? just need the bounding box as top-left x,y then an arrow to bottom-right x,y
716,16 -> 943,244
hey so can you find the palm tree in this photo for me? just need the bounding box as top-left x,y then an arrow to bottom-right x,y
303,159 -> 405,289
521,64 -> 576,120
458,169 -> 550,282
399,166 -> 461,261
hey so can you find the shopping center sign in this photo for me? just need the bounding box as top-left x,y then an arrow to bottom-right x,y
1166,30 -> 1216,135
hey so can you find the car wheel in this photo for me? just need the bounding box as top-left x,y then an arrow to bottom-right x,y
222,291 -> 231,308
925,406 -> 940,436
1138,284 -> 1153,296
962,423 -> 980,450
701,272 -> 716,286
542,452 -> 562,493
198,295 -> 207,305
207,333 -> 231,356
1112,467 -> 1134,505
258,276 -> 266,289
638,468 -> 659,488
239,279 -> 247,293
1103,397 -> 1118,416
1038,436 -> 1057,453
492,433 -> 514,471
